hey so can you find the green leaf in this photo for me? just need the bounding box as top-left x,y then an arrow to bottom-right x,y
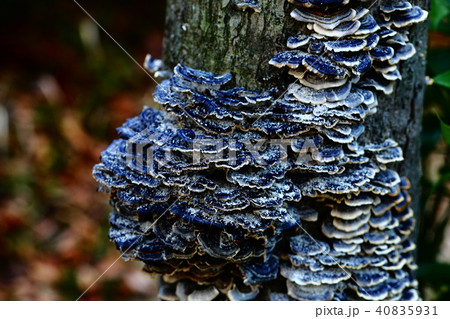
430,0 -> 450,30
435,110 -> 450,145
434,70 -> 450,89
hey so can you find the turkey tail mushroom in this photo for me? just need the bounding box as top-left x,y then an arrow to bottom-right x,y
93,0 -> 427,300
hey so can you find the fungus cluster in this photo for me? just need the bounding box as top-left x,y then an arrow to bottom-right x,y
93,0 -> 427,300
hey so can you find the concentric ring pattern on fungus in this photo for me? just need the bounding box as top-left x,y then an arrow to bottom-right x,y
93,1 -> 428,300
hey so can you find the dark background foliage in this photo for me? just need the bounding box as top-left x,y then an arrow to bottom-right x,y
417,0 -> 450,301
0,0 -> 449,300
0,0 -> 165,300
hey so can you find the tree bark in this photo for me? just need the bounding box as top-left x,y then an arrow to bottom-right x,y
163,0 -> 291,90
163,0 -> 429,227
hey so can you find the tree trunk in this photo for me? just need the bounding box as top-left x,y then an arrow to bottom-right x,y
157,0 -> 430,300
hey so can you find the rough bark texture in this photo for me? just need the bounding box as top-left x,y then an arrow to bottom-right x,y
163,0 -> 429,235
163,0 -> 292,90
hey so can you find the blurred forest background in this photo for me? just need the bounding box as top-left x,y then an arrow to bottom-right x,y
0,0 -> 450,301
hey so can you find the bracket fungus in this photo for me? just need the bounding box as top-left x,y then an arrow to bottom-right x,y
94,1 -> 428,300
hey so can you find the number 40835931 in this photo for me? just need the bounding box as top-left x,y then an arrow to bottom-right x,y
375,306 -> 438,316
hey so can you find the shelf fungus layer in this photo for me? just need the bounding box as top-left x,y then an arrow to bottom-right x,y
93,0 -> 427,300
